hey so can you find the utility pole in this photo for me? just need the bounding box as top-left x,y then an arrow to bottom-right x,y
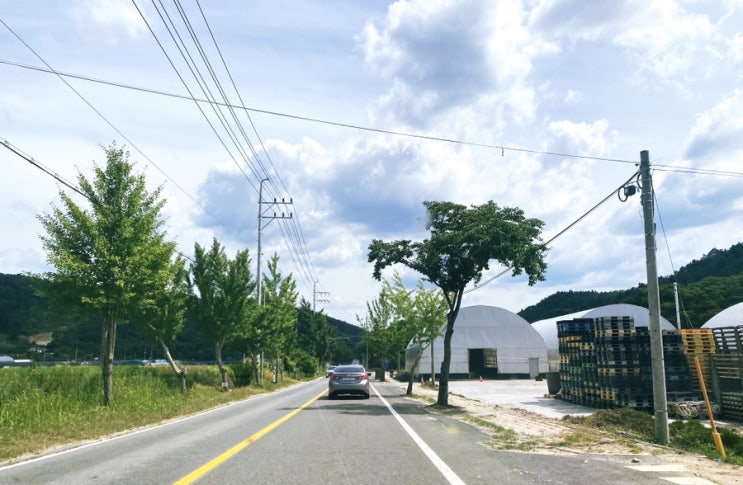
673,282 -> 681,329
640,150 -> 669,445
256,178 -> 292,304
313,281 -> 329,311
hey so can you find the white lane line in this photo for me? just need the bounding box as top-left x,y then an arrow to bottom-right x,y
626,465 -> 719,485
371,384 -> 465,485
627,465 -> 688,472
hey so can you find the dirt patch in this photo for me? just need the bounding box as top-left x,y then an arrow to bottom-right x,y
408,384 -> 743,485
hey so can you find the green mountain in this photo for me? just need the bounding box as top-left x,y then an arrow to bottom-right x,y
0,273 -> 362,362
518,243 -> 743,326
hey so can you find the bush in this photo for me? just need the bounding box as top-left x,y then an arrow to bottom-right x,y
229,362 -> 253,387
284,350 -> 318,378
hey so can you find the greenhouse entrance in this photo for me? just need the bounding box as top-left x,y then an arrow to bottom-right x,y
468,348 -> 498,378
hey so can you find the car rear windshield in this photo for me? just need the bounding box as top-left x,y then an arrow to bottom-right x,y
333,366 -> 364,373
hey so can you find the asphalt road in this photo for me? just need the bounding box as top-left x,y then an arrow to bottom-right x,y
0,379 -> 697,484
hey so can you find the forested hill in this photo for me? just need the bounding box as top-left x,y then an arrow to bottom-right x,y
0,272 -> 361,361
518,242 -> 743,327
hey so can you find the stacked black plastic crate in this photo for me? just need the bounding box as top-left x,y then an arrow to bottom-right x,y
594,316 -> 639,408
557,318 -> 593,405
635,327 -> 694,408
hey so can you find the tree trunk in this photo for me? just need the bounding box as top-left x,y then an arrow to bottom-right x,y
437,291 -> 463,407
100,313 -> 116,407
252,352 -> 261,385
436,316 -> 455,406
216,341 -> 228,391
406,347 -> 424,396
159,339 -> 188,395
430,343 -> 436,386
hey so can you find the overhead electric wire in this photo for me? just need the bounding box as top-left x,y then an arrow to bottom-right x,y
163,0 -> 270,193
5,56 -> 743,180
134,2 -> 342,315
0,19 -> 219,225
465,170 -> 642,293
131,1 -> 257,192
193,0 -> 291,199
1,138 -> 86,199
652,179 -> 693,329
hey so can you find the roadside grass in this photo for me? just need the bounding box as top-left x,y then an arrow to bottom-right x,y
0,365 -> 303,464
564,408 -> 743,465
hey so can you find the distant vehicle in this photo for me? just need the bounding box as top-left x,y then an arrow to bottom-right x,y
328,365 -> 370,399
0,355 -> 14,367
148,359 -> 169,366
325,365 -> 336,377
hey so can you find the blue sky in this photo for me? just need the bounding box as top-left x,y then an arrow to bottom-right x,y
1,0 -> 742,325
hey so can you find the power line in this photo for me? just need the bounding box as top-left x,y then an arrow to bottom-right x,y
1,138 -> 87,199
0,59 -> 663,169
0,20 -> 220,224
132,2 -> 346,318
6,57 -> 743,179
466,170 -> 641,293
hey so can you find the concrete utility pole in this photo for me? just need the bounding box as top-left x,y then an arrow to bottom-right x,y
640,150 -> 669,445
256,178 -> 292,305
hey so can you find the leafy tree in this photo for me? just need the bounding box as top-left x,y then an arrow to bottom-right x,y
296,299 -> 331,369
134,257 -> 190,393
361,292 -> 396,377
258,254 -> 298,382
382,273 -> 447,394
189,239 -> 256,390
38,144 -> 173,406
369,200 -> 547,406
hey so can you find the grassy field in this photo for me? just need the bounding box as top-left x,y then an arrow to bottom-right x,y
0,365 -> 302,464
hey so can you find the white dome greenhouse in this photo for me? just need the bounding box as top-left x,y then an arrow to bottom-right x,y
405,305 -> 548,380
701,301 -> 743,328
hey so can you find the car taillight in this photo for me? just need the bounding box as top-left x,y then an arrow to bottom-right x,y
358,374 -> 368,380
329,374 -> 341,380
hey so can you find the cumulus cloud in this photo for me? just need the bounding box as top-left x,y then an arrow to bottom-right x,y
68,0 -> 147,42
359,0 -> 555,129
529,0 -> 734,89
685,89 -> 743,161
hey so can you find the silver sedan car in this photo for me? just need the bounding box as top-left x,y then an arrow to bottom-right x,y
327,365 -> 370,399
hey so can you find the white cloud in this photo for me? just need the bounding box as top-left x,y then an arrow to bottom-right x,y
68,0 -> 147,42
359,0 -> 555,129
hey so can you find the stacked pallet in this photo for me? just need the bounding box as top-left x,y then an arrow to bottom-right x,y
679,329 -> 715,394
557,318 -> 593,406
710,326 -> 743,421
557,316 -> 695,410
594,316 -> 640,408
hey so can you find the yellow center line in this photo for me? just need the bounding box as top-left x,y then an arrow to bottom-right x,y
173,389 -> 327,485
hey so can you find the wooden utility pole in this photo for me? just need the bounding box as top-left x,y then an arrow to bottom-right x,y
640,150 -> 669,445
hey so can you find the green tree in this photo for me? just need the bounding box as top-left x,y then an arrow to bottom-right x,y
296,299 -> 331,369
368,200 -> 547,406
38,144 -> 173,406
259,254 -> 298,382
361,292 -> 396,376
189,239 -> 256,390
134,257 -> 190,393
382,273 -> 447,394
